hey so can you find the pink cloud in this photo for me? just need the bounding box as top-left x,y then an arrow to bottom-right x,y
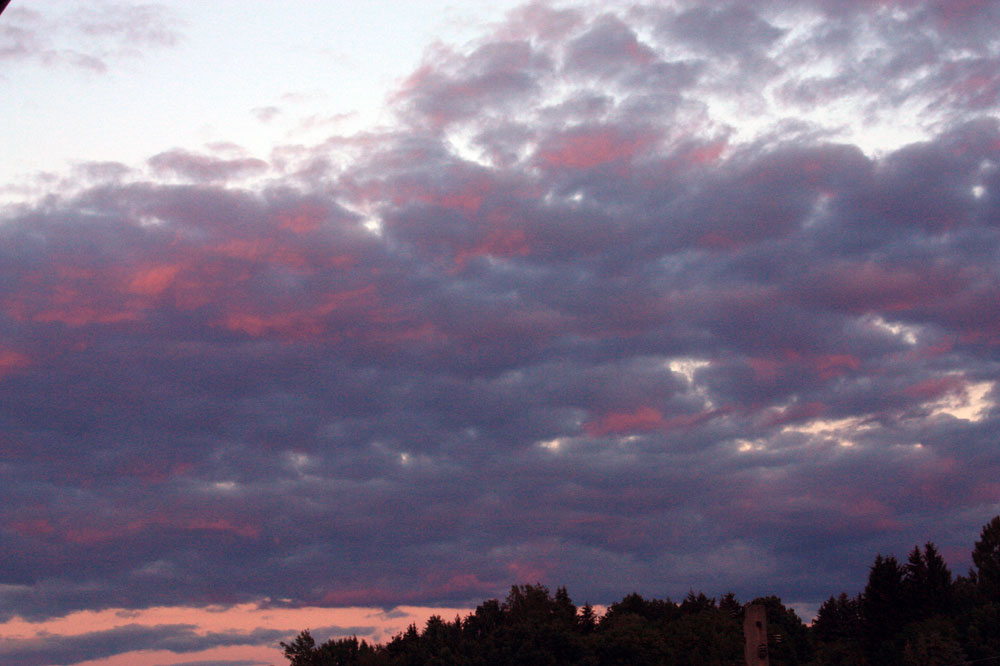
277,203 -> 328,235
351,168 -> 497,215
747,352 -> 859,383
114,459 -> 194,483
452,227 -> 530,272
902,375 -> 967,400
683,140 -> 727,165
4,265 -> 146,327
812,354 -> 861,379
62,514 -> 261,545
126,263 -> 182,296
315,576 -> 491,608
31,304 -> 141,327
535,127 -> 656,170
805,261 -> 959,312
932,0 -> 996,27
0,604 -> 474,666
910,455 -> 963,504
216,285 -> 377,342
842,497 -> 901,532
9,518 -> 56,538
585,406 -> 664,436
747,356 -> 783,382
0,349 -> 30,376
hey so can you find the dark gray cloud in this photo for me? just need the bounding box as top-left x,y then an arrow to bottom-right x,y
564,14 -> 658,78
1,0 -> 999,648
662,4 -> 784,58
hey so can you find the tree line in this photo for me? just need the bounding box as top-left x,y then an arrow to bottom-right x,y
281,516 -> 1000,665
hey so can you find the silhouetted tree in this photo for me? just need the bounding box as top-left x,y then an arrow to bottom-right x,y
860,554 -> 906,664
814,593 -> 861,644
752,595 -> 813,665
667,594 -> 741,666
900,616 -> 964,666
497,584 -> 583,665
282,631 -> 380,666
384,624 -> 420,666
555,586 -> 578,626
317,636 -> 379,666
972,515 -> 1000,603
281,516 -> 1000,666
462,597 -> 502,641
577,602 -> 598,634
903,542 -> 953,621
282,630 -> 320,666
811,592 -> 865,666
594,608 -> 668,666
602,592 -> 678,625
679,591 -> 715,615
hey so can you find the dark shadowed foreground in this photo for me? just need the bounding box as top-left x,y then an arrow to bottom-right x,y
3,1 -> 1000,628
283,517 -> 1000,666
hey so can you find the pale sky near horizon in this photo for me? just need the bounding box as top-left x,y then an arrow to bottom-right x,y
3,1 -> 1000,665
2,1 -> 527,192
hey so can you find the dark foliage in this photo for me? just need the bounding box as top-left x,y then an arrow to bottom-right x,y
282,515 -> 1000,666
972,516 -> 1000,604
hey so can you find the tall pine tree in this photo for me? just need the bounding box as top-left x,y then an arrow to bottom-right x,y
860,554 -> 906,664
972,516 -> 1000,603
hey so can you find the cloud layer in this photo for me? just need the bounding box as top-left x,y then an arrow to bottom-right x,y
1,2 -> 999,657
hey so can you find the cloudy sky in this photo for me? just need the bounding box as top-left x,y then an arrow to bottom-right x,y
2,0 -> 1000,664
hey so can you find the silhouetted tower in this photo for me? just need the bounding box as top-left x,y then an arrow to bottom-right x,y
744,603 -> 770,666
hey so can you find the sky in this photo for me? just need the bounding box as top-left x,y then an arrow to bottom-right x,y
1,0 -> 999,664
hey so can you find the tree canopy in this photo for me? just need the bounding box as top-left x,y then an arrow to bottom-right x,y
281,515 -> 1000,666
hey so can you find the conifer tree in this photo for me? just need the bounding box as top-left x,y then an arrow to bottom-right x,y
972,516 -> 1000,603
861,554 -> 906,663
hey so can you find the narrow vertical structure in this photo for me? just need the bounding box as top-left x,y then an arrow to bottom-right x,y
744,603 -> 770,666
